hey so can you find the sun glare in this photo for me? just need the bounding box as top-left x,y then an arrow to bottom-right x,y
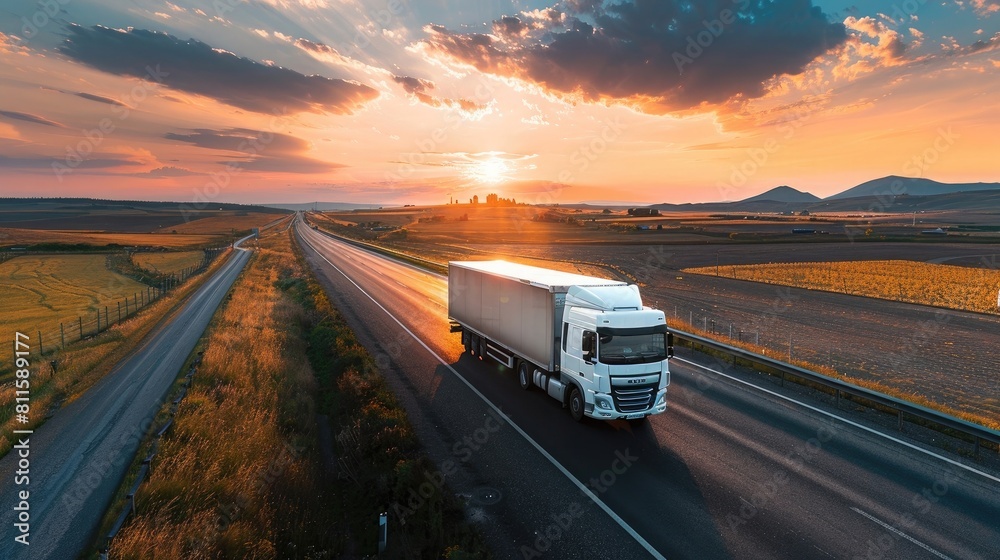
466,156 -> 511,184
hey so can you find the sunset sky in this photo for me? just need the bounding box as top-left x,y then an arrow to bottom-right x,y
0,0 -> 997,205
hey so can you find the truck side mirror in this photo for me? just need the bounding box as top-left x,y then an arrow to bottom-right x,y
667,332 -> 674,358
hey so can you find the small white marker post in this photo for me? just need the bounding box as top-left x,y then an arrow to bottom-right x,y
378,512 -> 387,554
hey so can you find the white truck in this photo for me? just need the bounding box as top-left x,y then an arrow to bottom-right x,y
448,260 -> 673,422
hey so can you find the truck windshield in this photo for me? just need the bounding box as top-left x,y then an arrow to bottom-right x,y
598,333 -> 666,364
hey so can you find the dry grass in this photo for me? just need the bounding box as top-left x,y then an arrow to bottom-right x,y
154,212 -> 288,235
132,251 -> 205,275
685,260 -> 1000,315
106,227 -> 487,558
0,228 -> 217,248
672,317 -> 1000,431
0,249 -> 232,458
108,235 -> 319,558
0,254 -> 149,348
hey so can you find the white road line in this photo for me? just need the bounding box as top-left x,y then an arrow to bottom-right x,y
850,507 -> 954,560
298,229 -> 667,560
674,357 -> 1000,485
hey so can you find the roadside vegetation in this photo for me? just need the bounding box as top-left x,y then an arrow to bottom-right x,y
0,249 -> 232,457
685,260 -> 1000,315
104,226 -> 487,558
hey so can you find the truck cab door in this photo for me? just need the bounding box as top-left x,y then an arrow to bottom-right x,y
578,329 -> 597,384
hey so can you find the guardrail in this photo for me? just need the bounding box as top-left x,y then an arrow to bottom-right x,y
672,329 -> 1000,457
99,357 -> 201,557
301,216 -> 448,275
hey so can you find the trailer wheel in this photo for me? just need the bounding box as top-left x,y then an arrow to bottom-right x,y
568,386 -> 585,422
517,361 -> 532,390
463,332 -> 472,354
477,337 -> 487,360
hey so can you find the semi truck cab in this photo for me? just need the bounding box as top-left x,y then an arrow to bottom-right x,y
560,286 -> 671,420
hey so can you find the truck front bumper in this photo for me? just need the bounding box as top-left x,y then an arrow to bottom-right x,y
585,388 -> 667,420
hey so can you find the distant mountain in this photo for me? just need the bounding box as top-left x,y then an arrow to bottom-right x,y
827,176 -> 1000,200
262,201 -> 394,211
740,186 -> 820,204
810,189 -> 1000,213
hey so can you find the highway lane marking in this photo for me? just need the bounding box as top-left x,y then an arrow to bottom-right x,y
674,357 -> 1000,485
850,507 -> 953,560
298,229 -> 668,560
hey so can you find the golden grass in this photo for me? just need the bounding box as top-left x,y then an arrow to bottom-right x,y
0,249 -> 233,457
684,260 -> 1000,315
132,251 -> 204,275
155,212 -> 288,235
107,235 -> 319,558
0,228 -> 218,248
0,254 -> 149,346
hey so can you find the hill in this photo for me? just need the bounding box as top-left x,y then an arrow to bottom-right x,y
741,186 -> 820,204
826,176 -> 1000,200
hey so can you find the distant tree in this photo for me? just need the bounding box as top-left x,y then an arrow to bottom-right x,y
602,208 -> 611,214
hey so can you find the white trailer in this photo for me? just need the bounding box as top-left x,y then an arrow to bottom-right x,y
449,260 -> 672,422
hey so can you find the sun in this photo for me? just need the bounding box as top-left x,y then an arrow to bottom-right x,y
465,156 -> 510,184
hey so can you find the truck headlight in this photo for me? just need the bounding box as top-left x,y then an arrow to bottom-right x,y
596,396 -> 613,410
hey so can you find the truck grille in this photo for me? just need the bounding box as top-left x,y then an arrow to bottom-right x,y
612,382 -> 657,413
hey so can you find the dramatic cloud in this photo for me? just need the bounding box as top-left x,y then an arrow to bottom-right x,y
164,128 -> 342,173
0,110 -> 64,128
834,16 -> 909,80
59,25 -> 379,115
391,75 -> 489,113
419,0 -> 847,114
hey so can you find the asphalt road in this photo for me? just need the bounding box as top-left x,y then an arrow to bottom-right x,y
297,220 -> 1000,560
0,240 -> 252,559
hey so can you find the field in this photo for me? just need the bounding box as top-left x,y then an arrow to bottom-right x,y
153,212 -> 286,235
683,260 -> 1000,315
132,251 -> 205,275
0,228 -> 218,249
0,254 -> 150,343
0,199 -> 289,250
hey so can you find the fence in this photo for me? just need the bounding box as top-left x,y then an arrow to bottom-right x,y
672,329 -> 1000,458
31,247 -> 228,357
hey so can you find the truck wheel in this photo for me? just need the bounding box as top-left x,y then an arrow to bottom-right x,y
568,387 -> 584,422
517,361 -> 532,390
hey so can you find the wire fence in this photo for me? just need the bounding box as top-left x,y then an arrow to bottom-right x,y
658,302 -> 836,369
30,246 -> 229,358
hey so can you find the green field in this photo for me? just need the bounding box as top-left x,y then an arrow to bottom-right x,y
0,254 -> 150,344
133,251 -> 204,275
